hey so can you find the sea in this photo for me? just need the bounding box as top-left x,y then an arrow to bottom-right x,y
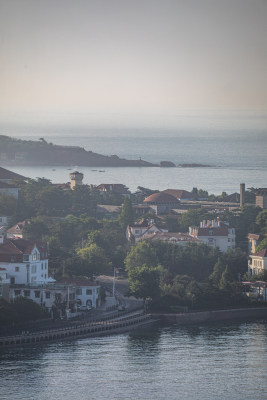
1,320 -> 267,400
3,127 -> 267,195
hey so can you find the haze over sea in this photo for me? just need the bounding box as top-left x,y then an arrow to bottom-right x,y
4,125 -> 267,195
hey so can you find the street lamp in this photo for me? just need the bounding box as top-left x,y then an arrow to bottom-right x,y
112,267 -> 120,297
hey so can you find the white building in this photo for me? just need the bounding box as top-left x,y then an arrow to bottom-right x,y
61,279 -> 101,309
6,220 -> 29,239
248,249 -> 267,276
189,219 -> 235,252
8,283 -> 76,312
0,238 -> 49,285
0,215 -> 12,226
126,218 -> 168,244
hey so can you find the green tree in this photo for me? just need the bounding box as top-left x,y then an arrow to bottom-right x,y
209,259 -> 225,285
219,265 -> 233,290
179,209 -> 209,232
0,193 -> 17,215
256,210 -> 267,235
125,241 -> 158,270
256,238 -> 267,253
76,243 -> 112,277
118,197 -> 134,229
128,264 -> 163,301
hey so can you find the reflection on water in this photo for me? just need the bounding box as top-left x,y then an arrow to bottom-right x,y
1,320 -> 267,400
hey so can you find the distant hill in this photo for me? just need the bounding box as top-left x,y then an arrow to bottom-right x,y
0,135 -> 157,167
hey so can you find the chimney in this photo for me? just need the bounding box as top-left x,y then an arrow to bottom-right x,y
240,183 -> 245,207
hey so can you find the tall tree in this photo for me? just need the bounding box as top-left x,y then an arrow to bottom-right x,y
118,197 -> 134,229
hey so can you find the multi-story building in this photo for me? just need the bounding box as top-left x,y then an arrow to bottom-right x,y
0,238 -> 49,285
248,249 -> 267,276
126,219 -> 168,244
189,219 -> 235,252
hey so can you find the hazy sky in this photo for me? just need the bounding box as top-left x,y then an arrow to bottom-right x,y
1,0 -> 267,129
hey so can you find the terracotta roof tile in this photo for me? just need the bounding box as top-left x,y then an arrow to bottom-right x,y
144,192 -> 179,204
0,167 -> 26,180
254,249 -> 267,257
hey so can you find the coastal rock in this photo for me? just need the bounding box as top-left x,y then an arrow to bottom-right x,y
0,135 -> 158,168
160,161 -> 176,167
178,163 -> 211,168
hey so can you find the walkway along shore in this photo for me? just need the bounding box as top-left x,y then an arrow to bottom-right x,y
1,307 -> 267,348
0,310 -> 155,348
154,307 -> 267,325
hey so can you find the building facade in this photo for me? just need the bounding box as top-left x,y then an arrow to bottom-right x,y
248,249 -> 267,276
189,219 -> 235,252
0,238 -> 49,285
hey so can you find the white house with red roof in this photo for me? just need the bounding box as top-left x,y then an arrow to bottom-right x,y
248,249 -> 267,276
126,218 -> 168,244
6,220 -> 30,239
189,219 -> 235,252
0,238 -> 49,285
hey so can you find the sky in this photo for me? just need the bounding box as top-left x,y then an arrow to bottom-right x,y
0,0 -> 267,130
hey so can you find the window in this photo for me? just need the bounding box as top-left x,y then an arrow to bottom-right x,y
228,238 -> 231,242
15,266 -> 20,272
45,291 -> 50,299
86,289 -> 92,295
14,290 -> 21,296
35,291 -> 40,298
24,290 -> 30,297
76,288 -> 82,295
41,264 -> 43,270
23,255 -> 29,262
32,251 -> 38,261
31,265 -> 37,273
209,230 -> 214,235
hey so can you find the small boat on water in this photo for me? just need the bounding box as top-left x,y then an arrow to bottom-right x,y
99,170 -> 105,172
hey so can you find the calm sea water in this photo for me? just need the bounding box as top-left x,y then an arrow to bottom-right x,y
5,129 -> 267,194
1,321 -> 267,400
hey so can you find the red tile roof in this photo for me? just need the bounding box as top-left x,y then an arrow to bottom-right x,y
191,225 -> 229,236
162,189 -> 195,200
7,220 -> 29,235
0,167 -> 26,180
247,233 -> 261,240
0,239 -> 48,262
144,192 -> 179,204
145,232 -> 201,242
254,249 -> 267,257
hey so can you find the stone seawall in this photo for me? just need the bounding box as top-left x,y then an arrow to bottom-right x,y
0,312 -> 154,348
156,307 -> 267,325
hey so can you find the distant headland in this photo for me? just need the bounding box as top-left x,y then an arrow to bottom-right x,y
0,135 -> 158,167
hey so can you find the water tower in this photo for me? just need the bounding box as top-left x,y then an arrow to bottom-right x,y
69,171 -> 84,189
